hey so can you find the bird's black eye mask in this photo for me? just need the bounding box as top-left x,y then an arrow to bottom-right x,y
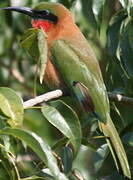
0,7 -> 58,24
31,9 -> 58,24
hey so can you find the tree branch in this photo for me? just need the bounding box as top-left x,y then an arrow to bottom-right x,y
23,90 -> 133,109
108,92 -> 133,105
23,90 -> 63,109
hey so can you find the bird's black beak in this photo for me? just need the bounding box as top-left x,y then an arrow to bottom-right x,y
0,6 -> 58,24
0,7 -> 34,17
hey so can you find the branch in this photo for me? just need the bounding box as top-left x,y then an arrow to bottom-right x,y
23,90 -> 133,109
108,92 -> 133,105
23,90 -> 63,109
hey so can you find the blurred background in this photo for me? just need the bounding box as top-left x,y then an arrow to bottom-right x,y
0,0 -> 133,180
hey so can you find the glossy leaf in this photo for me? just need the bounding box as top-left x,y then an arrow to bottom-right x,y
122,132 -> 133,147
120,20 -> 133,78
52,137 -> 68,150
37,28 -> 48,84
20,27 -> 48,84
58,0 -> 76,8
20,28 -> 39,59
61,147 -> 73,174
81,0 -> 97,30
107,9 -> 127,56
92,0 -> 106,25
102,172 -> 128,180
21,175 -> 53,180
94,144 -> 109,172
0,145 -> 20,179
81,138 -> 97,151
108,9 -> 133,79
0,128 -> 68,180
0,87 -> 23,127
41,100 -> 82,156
129,21 -> 133,50
119,0 -> 128,8
0,166 -> 9,180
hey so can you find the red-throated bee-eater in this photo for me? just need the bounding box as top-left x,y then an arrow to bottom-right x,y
1,3 -> 131,178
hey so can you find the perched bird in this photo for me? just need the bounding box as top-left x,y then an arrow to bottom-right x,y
1,3 -> 131,178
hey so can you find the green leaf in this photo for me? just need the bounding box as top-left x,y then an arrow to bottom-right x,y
92,0 -> 106,25
41,100 -> 82,156
107,10 -> 133,79
0,165 -> 9,180
120,20 -> 133,78
21,175 -> 53,180
20,28 -> 48,84
128,21 -> 133,50
0,128 -> 68,180
58,0 -> 76,8
81,138 -> 97,151
52,137 -> 68,150
0,144 -> 20,180
81,0 -> 97,30
61,147 -> 73,175
122,132 -> 133,147
107,9 -> 127,56
37,28 -> 48,84
0,87 -> 23,127
94,144 -> 109,172
103,172 -> 128,180
20,28 -> 39,59
119,0 -> 128,8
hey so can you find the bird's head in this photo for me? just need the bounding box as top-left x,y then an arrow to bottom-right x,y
1,2 -> 72,33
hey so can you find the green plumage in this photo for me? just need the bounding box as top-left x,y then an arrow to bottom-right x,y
51,39 -> 131,179
52,39 -> 109,122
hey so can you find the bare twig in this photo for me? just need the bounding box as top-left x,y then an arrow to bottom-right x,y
23,89 -> 63,109
23,90 -> 133,109
108,92 -> 133,105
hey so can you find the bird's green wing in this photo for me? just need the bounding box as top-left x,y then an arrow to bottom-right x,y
51,39 -> 109,122
51,39 -> 131,179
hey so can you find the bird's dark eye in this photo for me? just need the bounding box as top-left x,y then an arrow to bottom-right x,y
32,9 -> 58,24
37,10 -> 50,15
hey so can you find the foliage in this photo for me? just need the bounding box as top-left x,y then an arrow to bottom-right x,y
0,0 -> 133,179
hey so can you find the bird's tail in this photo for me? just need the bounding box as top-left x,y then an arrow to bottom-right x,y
73,81 -> 131,179
99,115 -> 131,179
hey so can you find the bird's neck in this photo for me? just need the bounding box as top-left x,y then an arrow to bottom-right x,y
32,16 -> 80,47
32,20 -> 54,32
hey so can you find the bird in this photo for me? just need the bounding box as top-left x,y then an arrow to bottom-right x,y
1,3 -> 131,179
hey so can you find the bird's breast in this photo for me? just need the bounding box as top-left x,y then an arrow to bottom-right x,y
43,19 -> 82,90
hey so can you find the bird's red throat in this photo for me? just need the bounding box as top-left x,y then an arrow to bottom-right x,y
32,20 -> 53,32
